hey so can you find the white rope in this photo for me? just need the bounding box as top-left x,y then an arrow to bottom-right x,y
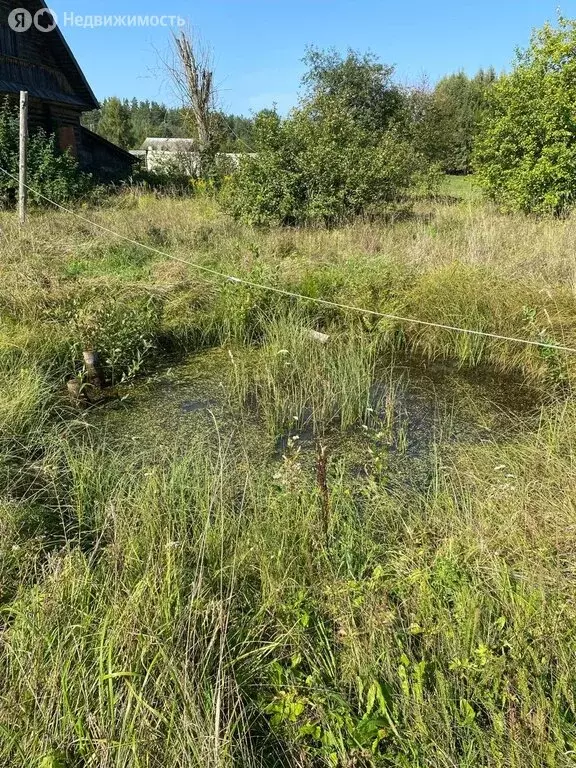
2,164 -> 576,355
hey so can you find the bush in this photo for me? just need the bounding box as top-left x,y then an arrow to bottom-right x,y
225,106 -> 430,227
0,100 -> 92,208
128,167 -> 196,197
474,17 -> 576,215
223,50 -> 433,227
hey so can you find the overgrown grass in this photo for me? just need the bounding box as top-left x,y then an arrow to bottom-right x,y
2,190 -> 575,385
1,192 -> 576,766
228,311 -> 382,436
439,174 -> 482,202
2,403 -> 576,766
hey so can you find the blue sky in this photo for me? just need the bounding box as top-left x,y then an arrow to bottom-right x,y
49,0 -> 576,115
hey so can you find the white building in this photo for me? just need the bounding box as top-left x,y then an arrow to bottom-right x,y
141,138 -> 201,175
140,138 -> 256,176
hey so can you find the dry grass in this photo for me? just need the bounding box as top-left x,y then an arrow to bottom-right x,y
2,190 -> 576,329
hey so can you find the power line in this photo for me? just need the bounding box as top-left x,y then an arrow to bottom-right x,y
2,163 -> 576,356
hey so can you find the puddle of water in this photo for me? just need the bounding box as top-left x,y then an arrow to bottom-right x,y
88,347 -> 541,492
180,398 -> 218,414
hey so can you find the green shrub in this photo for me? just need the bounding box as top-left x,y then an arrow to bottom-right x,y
224,106 -> 429,227
0,99 -> 92,207
474,17 -> 576,215
223,50 -> 433,226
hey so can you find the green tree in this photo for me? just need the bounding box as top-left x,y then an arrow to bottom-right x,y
224,50 -> 431,226
411,70 -> 495,174
215,113 -> 256,152
302,47 -> 404,134
97,97 -> 135,149
82,99 -> 254,152
474,17 -> 576,214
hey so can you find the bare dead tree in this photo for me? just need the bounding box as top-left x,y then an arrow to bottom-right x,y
165,29 -> 218,162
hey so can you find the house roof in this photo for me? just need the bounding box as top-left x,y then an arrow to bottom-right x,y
141,137 -> 199,152
0,0 -> 99,111
80,127 -> 138,164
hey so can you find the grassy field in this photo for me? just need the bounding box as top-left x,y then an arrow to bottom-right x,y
439,174 -> 483,202
1,189 -> 576,767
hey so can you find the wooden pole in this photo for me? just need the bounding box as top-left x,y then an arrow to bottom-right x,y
18,91 -> 28,226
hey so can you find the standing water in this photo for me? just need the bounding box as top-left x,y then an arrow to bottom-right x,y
88,347 -> 541,491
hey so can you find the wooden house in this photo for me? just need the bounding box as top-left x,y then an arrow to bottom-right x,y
0,0 -> 135,176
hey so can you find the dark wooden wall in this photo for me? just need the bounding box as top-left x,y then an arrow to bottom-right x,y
0,1 -> 133,174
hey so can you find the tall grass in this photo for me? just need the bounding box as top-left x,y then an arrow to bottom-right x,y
227,311 -> 383,437
2,402 -> 576,766
1,193 -> 576,384
0,366 -> 54,445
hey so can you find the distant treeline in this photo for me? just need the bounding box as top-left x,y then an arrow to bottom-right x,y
409,68 -> 497,174
82,98 -> 256,153
84,69 -> 497,174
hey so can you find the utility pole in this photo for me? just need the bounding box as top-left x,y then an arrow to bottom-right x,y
18,90 -> 28,225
